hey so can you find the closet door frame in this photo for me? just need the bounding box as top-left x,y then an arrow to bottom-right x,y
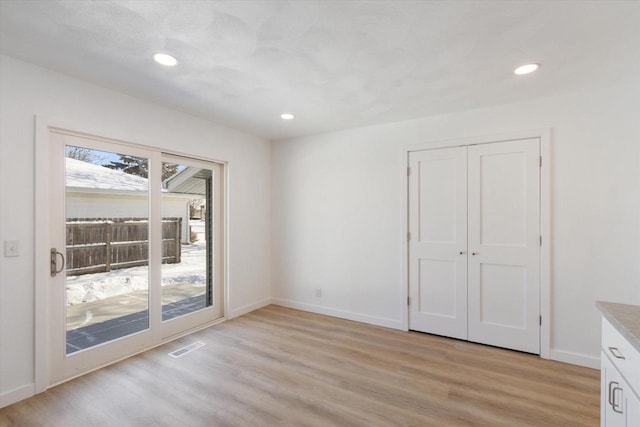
401,129 -> 551,360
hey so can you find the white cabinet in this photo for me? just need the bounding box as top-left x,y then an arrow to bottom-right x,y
408,138 -> 541,353
628,389 -> 640,425
601,317 -> 640,426
602,350 -> 629,426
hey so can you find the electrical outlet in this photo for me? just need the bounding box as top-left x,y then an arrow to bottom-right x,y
4,240 -> 19,257
315,288 -> 322,298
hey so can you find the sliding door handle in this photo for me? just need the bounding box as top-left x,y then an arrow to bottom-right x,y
50,248 -> 65,277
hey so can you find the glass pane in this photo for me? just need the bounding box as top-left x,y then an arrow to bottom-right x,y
161,162 -> 212,321
65,146 -> 149,354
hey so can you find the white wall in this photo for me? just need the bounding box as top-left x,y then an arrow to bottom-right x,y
271,83 -> 640,368
0,55 -> 271,403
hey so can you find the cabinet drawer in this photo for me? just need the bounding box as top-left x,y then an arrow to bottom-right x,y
629,385 -> 640,427
603,317 -> 640,396
602,351 -> 630,427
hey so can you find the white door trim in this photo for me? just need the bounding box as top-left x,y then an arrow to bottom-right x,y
401,128 -> 551,359
34,115 -> 229,393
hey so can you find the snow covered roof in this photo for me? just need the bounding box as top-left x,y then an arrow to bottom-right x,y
66,157 -> 148,192
65,158 -> 202,199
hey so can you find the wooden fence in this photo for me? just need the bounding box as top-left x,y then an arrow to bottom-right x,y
66,217 -> 181,276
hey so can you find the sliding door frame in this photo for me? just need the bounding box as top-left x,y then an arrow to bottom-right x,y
34,115 -> 229,392
48,131 -> 157,383
159,153 -> 225,340
401,128 -> 551,359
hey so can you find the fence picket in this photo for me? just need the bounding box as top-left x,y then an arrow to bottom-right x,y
66,217 -> 182,276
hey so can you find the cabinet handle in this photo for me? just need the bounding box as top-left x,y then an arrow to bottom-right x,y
472,252 -> 478,256
608,346 -> 625,359
612,385 -> 624,414
608,381 -> 617,406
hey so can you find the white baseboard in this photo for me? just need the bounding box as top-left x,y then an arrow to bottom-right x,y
229,297 -> 272,319
0,383 -> 35,408
549,348 -> 600,369
271,298 -> 405,331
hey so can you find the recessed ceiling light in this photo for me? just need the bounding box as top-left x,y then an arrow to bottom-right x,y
514,63 -> 540,75
153,53 -> 178,67
280,113 -> 295,120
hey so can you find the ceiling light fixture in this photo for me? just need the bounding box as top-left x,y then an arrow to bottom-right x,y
153,53 -> 178,67
514,63 -> 540,75
280,113 -> 295,120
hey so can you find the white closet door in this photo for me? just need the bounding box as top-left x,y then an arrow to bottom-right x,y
408,147 -> 468,340
467,139 -> 540,354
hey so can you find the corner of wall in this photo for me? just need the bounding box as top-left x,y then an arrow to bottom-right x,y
229,297 -> 272,319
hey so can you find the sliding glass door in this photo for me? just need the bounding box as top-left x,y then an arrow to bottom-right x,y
64,145 -> 151,354
159,155 -> 223,339
48,130 -> 224,384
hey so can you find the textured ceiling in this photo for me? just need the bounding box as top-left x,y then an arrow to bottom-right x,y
1,0 -> 639,140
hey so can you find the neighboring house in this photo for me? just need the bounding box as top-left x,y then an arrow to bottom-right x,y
65,158 -> 201,243
162,165 -> 211,220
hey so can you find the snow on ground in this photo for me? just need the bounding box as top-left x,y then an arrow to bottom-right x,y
66,238 -> 207,306
64,159 -> 210,305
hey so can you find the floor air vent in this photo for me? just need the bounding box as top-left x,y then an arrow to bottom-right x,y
169,342 -> 206,358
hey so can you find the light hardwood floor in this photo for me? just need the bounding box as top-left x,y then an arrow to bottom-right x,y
1,305 -> 599,426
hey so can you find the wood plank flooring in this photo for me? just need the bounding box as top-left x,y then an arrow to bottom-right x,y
0,305 -> 600,426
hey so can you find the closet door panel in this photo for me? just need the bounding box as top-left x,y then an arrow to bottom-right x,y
408,147 -> 467,340
467,139 -> 540,354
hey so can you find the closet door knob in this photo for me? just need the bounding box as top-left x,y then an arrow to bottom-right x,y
472,252 -> 478,256
459,251 -> 465,255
